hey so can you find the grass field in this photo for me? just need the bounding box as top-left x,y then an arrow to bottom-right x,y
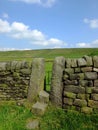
0,48 -> 98,130
0,48 -> 98,62
0,101 -> 98,130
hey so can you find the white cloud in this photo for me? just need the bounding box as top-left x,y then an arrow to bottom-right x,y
0,19 -> 11,33
11,0 -> 56,7
76,39 -> 98,48
84,18 -> 98,29
0,19 -> 66,48
0,48 -> 31,51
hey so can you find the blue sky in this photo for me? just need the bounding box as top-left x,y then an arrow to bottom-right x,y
0,0 -> 98,51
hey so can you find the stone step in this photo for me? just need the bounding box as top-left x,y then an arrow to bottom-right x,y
39,90 -> 49,103
31,101 -> 48,115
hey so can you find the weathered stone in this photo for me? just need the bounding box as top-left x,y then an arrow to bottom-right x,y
94,80 -> 98,87
83,55 -> 93,66
93,56 -> 98,67
74,68 -> 81,73
88,100 -> 98,108
21,61 -> 30,68
64,79 -> 78,85
85,87 -> 93,94
81,107 -> 93,114
81,67 -> 92,72
11,61 -> 18,70
63,91 -> 76,99
26,119 -> 39,130
71,59 -> 77,67
73,99 -> 87,107
64,68 -> 74,74
93,68 -> 98,72
64,98 -> 73,105
92,87 -> 98,93
65,58 -> 72,68
79,80 -> 88,87
70,73 -> 84,80
27,58 -> 45,103
0,62 -> 7,71
77,58 -> 87,67
50,57 -> 65,107
64,85 -> 85,93
20,69 -> 31,75
91,94 -> 98,101
84,72 -> 97,80
31,102 -> 47,115
39,90 -> 49,103
15,61 -> 22,70
77,94 -> 86,99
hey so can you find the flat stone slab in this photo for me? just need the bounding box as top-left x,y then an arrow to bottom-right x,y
32,102 -> 48,115
26,119 -> 39,130
39,90 -> 49,103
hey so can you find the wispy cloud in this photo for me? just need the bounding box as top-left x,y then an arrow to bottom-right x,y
0,19 -> 66,48
2,13 -> 9,19
11,0 -> 56,7
84,18 -> 98,29
76,39 -> 98,48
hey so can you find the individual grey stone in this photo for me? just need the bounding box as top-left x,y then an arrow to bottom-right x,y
91,94 -> 98,101
77,94 -> 86,99
27,58 -> 45,103
50,56 -> 65,107
88,100 -> 98,108
26,119 -> 39,130
84,72 -> 97,79
92,87 -> 98,93
64,85 -> 85,94
93,56 -> 98,67
11,61 -> 18,70
31,102 -> 47,115
39,90 -> 49,103
81,67 -> 92,72
81,107 -> 93,114
71,59 -> 77,67
64,79 -> 78,85
79,80 -> 93,87
73,99 -> 87,107
21,61 -> 30,68
63,68 -> 74,74
64,91 -> 76,99
0,62 -> 7,71
20,69 -> 31,75
93,68 -> 98,72
64,98 -> 73,105
83,55 -> 93,66
85,87 -> 93,94
94,80 -> 98,87
65,58 -> 72,68
70,73 -> 84,80
77,58 -> 87,67
74,68 -> 81,73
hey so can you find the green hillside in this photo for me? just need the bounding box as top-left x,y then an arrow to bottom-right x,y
0,48 -> 98,62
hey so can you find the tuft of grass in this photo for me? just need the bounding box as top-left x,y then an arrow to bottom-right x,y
40,106 -> 98,130
0,101 -> 35,130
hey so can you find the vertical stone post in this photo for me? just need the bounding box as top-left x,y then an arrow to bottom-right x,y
50,56 -> 65,107
27,58 -> 45,103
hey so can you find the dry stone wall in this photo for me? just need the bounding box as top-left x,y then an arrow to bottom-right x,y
0,61 -> 31,100
51,56 -> 98,113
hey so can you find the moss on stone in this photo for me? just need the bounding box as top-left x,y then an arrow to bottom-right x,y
64,91 -> 76,99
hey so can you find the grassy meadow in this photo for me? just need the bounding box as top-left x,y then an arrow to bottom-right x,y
0,48 -> 98,130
